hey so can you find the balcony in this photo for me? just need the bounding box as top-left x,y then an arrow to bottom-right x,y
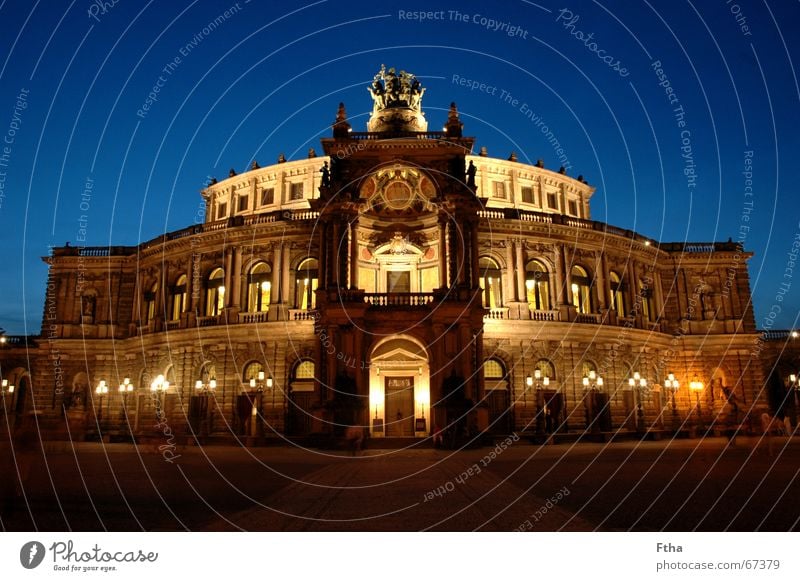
529,309 -> 560,322
239,311 -> 270,324
363,293 -> 435,307
484,307 -> 509,320
575,313 -> 602,324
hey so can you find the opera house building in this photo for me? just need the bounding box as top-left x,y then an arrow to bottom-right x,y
1,67 -> 794,446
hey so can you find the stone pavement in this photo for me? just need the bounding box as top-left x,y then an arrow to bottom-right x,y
202,448 -> 593,531
2,436 -> 798,531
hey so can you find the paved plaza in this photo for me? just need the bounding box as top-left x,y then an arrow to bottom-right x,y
1,436 -> 798,531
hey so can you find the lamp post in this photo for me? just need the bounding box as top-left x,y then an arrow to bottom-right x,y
789,373 -> 799,432
150,374 -> 169,422
95,379 -> 109,430
118,377 -> 134,409
664,373 -> 680,430
118,377 -> 134,434
1,379 -> 15,416
582,370 -> 604,434
689,377 -> 704,434
249,371 -> 266,438
531,369 -> 551,435
194,378 -> 216,436
628,372 -> 648,433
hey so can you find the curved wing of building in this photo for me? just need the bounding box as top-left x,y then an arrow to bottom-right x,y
0,67 -> 775,446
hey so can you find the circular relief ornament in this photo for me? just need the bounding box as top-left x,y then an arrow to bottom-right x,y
383,181 -> 414,210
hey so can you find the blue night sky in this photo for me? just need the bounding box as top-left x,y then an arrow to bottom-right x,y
0,0 -> 798,334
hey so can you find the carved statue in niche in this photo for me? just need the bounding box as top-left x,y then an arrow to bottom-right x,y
81,294 -> 96,322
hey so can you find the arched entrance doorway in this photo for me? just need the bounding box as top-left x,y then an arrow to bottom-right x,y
368,336 -> 430,438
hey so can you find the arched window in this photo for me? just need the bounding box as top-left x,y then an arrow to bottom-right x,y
294,360 -> 315,379
483,359 -> 506,380
170,275 -> 187,321
570,265 -> 593,314
295,258 -> 318,310
243,361 -> 264,385
639,278 -> 655,322
143,282 -> 157,324
205,268 -> 225,316
247,262 -> 271,313
580,360 -> 598,382
525,260 -> 550,310
199,363 -> 217,385
479,257 -> 502,308
609,272 -> 625,315
535,359 -> 556,380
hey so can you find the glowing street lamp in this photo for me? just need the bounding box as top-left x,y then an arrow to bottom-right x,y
1,379 -> 15,415
95,379 -> 109,428
583,370 -> 604,433
689,377 -> 705,432
664,372 -> 680,428
118,377 -> 134,409
150,374 -> 169,420
628,372 -> 648,432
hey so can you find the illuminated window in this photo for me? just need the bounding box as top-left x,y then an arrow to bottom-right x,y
479,257 -> 502,308
243,361 -> 264,384
525,260 -> 550,310
535,359 -> 556,380
170,275 -> 187,321
639,279 -> 655,322
260,188 -> 274,206
484,359 -> 505,379
493,181 -> 506,199
609,271 -> 626,315
570,265 -> 593,314
295,258 -> 318,310
247,262 -> 271,313
521,186 -> 534,204
290,182 -> 304,200
205,268 -> 225,316
568,200 -> 578,216
294,360 -> 315,379
143,282 -> 157,324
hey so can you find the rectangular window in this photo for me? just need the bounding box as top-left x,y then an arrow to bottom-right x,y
493,181 -> 506,199
238,195 -> 249,212
521,186 -> 534,204
387,271 -> 411,293
547,193 -> 558,210
260,188 -> 274,206
568,200 -> 578,216
290,182 -> 304,200
217,203 -> 227,220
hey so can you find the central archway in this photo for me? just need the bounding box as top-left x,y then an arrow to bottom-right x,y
368,335 -> 430,438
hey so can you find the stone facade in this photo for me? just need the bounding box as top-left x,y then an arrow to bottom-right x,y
2,70 -> 794,445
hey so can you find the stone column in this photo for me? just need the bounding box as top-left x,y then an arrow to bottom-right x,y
223,248 -> 233,308
349,219 -> 359,289
554,245 -> 565,305
653,268 -> 664,320
331,221 -> 341,287
562,246 -> 574,306
231,248 -> 242,309
515,240 -> 525,303
448,220 -> 460,287
595,251 -> 607,311
470,219 -> 480,290
438,218 -> 448,288
281,243 -> 291,304
271,244 -> 282,305
504,241 -> 515,302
